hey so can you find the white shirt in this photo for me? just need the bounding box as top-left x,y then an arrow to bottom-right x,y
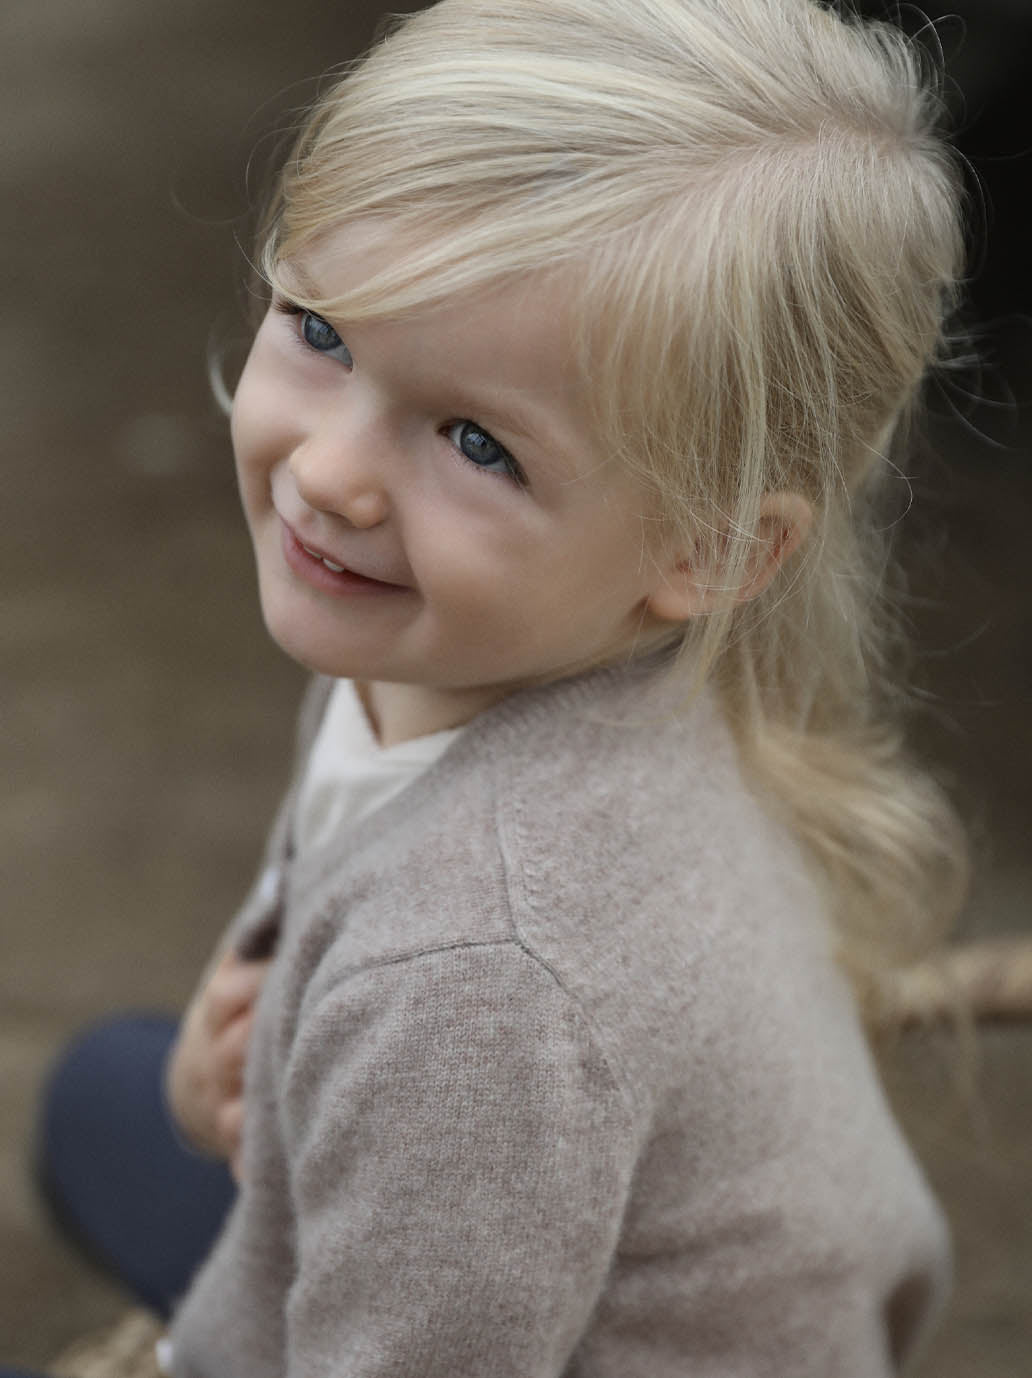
294,680 -> 463,858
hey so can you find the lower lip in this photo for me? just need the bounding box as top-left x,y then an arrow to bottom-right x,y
280,523 -> 407,597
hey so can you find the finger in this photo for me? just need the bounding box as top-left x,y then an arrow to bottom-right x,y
167,1009 -> 217,1118
229,1146 -> 244,1186
207,955 -> 271,1029
167,1068 -> 223,1158
213,1012 -> 255,1095
195,949 -> 243,1034
215,1097 -> 245,1162
208,957 -> 267,1019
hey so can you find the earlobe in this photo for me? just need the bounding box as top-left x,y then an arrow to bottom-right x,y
643,561 -> 722,623
644,492 -> 813,625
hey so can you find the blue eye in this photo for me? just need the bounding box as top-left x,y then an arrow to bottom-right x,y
299,311 -> 353,368
447,421 -> 524,484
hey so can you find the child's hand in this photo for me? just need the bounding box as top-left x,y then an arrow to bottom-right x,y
165,948 -> 269,1183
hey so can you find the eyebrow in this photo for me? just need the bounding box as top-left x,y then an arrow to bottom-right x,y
275,260 -> 326,307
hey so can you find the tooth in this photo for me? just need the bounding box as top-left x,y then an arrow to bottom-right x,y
322,558 -> 345,573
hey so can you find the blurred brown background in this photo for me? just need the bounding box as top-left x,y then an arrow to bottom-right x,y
2,0 -> 1030,1371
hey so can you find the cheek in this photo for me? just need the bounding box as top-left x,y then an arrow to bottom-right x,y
230,375 -> 271,464
231,386 -> 287,511
405,489 -> 533,580
415,503 -> 623,617
230,334 -> 292,462
230,396 -> 260,488
551,518 -> 641,595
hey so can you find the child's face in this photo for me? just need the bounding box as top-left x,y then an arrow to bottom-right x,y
232,225 -> 677,731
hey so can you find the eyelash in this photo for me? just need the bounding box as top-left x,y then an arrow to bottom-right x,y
274,298 -> 352,365
271,296 -> 527,488
272,297 -> 309,331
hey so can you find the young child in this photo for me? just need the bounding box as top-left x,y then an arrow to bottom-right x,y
30,0 -> 969,1373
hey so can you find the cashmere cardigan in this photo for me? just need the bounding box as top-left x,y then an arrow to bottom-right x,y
167,662 -> 949,1377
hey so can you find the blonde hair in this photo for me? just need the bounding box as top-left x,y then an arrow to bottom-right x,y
257,0 -> 968,981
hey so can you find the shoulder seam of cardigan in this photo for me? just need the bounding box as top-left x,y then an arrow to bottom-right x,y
309,935 -> 640,1128
323,933 -> 554,979
487,741 -> 645,1125
491,744 -> 649,1121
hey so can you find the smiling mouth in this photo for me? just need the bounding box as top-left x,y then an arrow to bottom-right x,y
299,540 -> 348,574
280,521 -> 408,594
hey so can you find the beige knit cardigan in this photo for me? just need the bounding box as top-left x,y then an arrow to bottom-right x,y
167,663 -> 949,1377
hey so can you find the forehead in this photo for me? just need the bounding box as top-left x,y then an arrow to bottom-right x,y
287,218 -> 572,335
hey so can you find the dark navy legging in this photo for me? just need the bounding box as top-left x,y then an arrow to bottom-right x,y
13,1012 -> 236,1375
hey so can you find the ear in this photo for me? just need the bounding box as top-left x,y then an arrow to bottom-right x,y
645,492 -> 813,624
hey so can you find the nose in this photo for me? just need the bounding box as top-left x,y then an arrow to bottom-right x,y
287,417 -> 390,529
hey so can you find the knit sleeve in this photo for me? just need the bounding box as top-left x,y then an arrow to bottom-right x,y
278,942 -> 637,1378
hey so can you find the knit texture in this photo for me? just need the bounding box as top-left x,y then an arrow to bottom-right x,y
168,663 -> 949,1377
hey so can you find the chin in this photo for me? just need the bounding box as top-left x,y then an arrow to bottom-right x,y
256,591 -> 330,675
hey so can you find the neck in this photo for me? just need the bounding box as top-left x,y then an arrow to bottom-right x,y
356,680 -> 516,747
